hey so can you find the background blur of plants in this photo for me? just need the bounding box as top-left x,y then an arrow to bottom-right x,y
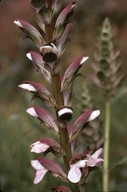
0,0 -> 127,191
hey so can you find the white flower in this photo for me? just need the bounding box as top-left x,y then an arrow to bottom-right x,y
30,141 -> 49,153
68,160 -> 87,183
31,160 -> 48,184
68,148 -> 103,183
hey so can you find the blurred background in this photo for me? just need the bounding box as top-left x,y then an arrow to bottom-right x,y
0,0 -> 127,191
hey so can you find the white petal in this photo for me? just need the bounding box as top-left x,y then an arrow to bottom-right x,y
18,84 -> 36,92
57,108 -> 73,117
80,56 -> 89,65
68,164 -> 81,183
31,160 -> 44,170
87,156 -> 96,167
30,141 -> 49,153
92,148 -> 103,159
95,158 -> 104,166
26,53 -> 32,61
26,107 -> 38,117
14,20 -> 23,27
34,169 -> 48,184
40,43 -> 59,55
76,160 -> 87,168
88,110 -> 100,121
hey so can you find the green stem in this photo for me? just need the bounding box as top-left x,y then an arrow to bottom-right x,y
52,73 -> 72,169
103,97 -> 110,192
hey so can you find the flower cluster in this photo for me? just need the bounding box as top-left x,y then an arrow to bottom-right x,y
15,0 -> 103,191
93,18 -> 124,98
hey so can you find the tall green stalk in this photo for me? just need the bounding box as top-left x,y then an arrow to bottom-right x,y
93,18 -> 123,191
103,97 -> 110,192
51,73 -> 72,169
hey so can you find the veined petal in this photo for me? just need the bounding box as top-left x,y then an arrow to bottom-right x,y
73,109 -> 93,130
26,51 -> 44,66
55,2 -> 76,28
26,51 -> 51,82
63,87 -> 72,106
38,158 -> 67,181
26,106 -> 59,133
19,81 -> 56,106
68,164 -> 81,183
61,55 -> 88,91
14,19 -> 43,47
70,109 -> 100,142
56,23 -> 73,55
